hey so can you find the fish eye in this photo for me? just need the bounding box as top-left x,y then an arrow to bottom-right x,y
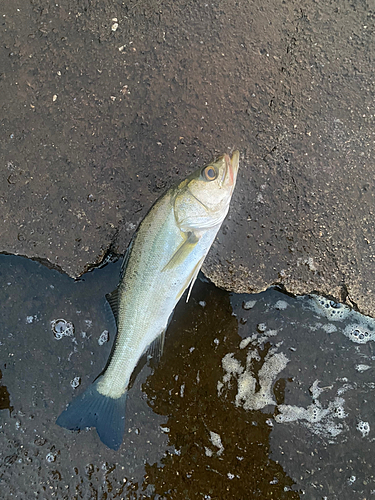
203,166 -> 217,181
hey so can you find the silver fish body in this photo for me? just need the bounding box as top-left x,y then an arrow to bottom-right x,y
57,151 -> 239,449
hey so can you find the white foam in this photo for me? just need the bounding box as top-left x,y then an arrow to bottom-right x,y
219,344 -> 289,411
274,300 -> 288,310
239,337 -> 252,349
275,377 -> 347,439
275,403 -> 330,424
310,379 -> 327,400
220,353 -> 244,388
322,324 -> 337,333
343,323 -> 375,344
209,431 -> 224,455
204,447 -> 213,457
243,300 -> 256,310
309,294 -> 375,344
355,364 -> 371,373
310,295 -> 351,321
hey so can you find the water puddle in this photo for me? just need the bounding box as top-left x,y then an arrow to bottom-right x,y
1,254 -> 375,498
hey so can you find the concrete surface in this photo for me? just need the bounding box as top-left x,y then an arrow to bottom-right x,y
1,0 -> 375,315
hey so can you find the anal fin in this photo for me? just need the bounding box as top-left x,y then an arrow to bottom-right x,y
146,329 -> 166,362
186,256 -> 205,302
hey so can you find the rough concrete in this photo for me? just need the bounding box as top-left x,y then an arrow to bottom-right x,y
1,1 -> 375,315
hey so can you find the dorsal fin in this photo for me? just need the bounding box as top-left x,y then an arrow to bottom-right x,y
120,237 -> 135,281
105,237 -> 134,327
105,288 -> 120,326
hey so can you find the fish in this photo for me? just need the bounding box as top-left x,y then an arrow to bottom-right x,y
56,151 -> 239,450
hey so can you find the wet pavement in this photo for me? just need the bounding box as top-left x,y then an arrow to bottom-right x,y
1,0 -> 375,498
2,254 -> 375,499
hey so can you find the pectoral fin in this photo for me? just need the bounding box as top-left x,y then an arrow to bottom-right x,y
175,255 -> 206,303
162,231 -> 200,271
186,255 -> 205,302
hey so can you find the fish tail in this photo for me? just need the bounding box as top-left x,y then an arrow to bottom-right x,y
56,376 -> 127,450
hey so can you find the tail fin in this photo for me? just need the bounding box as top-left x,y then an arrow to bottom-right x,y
56,377 -> 127,450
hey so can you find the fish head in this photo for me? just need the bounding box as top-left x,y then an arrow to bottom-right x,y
174,151 -> 239,231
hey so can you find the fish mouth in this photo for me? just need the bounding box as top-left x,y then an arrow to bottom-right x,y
223,151 -> 239,188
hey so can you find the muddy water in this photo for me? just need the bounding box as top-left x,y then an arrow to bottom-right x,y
1,255 -> 375,499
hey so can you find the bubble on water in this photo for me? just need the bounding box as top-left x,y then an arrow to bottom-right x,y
257,323 -> 267,333
310,294 -> 375,344
310,295 -> 351,321
85,463 -> 94,477
357,420 -> 370,437
344,323 -> 375,344
98,330 -> 109,345
70,376 -> 81,389
333,405 -> 346,419
51,319 -> 74,340
46,452 -> 56,463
